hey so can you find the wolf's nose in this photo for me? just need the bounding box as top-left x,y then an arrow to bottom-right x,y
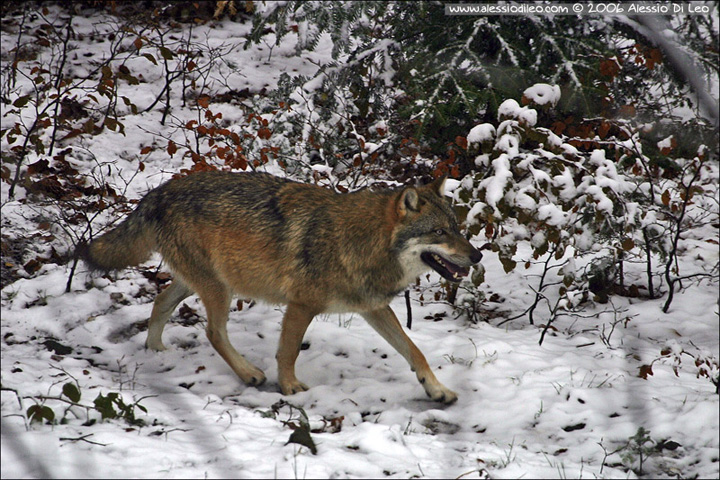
470,248 -> 483,264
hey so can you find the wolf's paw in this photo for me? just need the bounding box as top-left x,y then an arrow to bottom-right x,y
242,368 -> 267,387
145,338 -> 167,352
420,377 -> 458,404
279,378 -> 310,395
426,387 -> 458,404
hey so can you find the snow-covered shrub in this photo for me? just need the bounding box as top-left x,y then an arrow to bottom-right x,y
452,84 -> 718,325
460,86 -> 637,275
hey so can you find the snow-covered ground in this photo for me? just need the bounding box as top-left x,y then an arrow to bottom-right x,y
2,5 -> 718,479
2,251 -> 718,479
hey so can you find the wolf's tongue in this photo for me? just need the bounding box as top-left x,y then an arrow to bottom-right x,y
453,265 -> 470,276
430,253 -> 469,277
448,263 -> 470,277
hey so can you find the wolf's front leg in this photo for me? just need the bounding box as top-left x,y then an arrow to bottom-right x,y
362,306 -> 458,404
276,302 -> 319,395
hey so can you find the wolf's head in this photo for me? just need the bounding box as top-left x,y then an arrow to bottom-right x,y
392,176 -> 483,284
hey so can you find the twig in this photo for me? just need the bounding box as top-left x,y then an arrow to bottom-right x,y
59,434 -> 108,446
1,387 -> 24,409
405,290 -> 412,329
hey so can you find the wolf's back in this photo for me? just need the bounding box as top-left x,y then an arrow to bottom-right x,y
78,171 -> 289,273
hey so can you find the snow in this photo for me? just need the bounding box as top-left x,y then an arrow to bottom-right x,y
537,203 -> 568,226
443,178 -> 461,195
537,127 -> 563,149
494,133 -> 520,157
497,99 -> 522,120
584,185 -> 616,214
497,99 -> 538,127
2,6 -> 719,480
523,83 -> 561,107
480,154 -> 513,216
658,135 -> 674,151
467,123 -> 496,145
4,256 -> 718,478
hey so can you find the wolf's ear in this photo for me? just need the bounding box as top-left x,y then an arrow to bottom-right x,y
397,187 -> 419,217
427,174 -> 447,198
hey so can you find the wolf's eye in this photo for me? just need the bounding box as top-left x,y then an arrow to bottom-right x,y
434,229 -> 445,236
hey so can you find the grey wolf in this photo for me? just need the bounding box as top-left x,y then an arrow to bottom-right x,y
80,171 -> 482,403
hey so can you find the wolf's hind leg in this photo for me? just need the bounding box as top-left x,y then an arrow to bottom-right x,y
276,302 -> 318,395
146,280 -> 193,351
362,306 -> 458,404
199,283 -> 266,387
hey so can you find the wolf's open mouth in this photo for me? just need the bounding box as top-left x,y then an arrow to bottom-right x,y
421,252 -> 470,283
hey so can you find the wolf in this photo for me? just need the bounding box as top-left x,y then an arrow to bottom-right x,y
80,171 -> 482,403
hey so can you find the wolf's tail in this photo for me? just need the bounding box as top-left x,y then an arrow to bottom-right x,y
77,209 -> 156,272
